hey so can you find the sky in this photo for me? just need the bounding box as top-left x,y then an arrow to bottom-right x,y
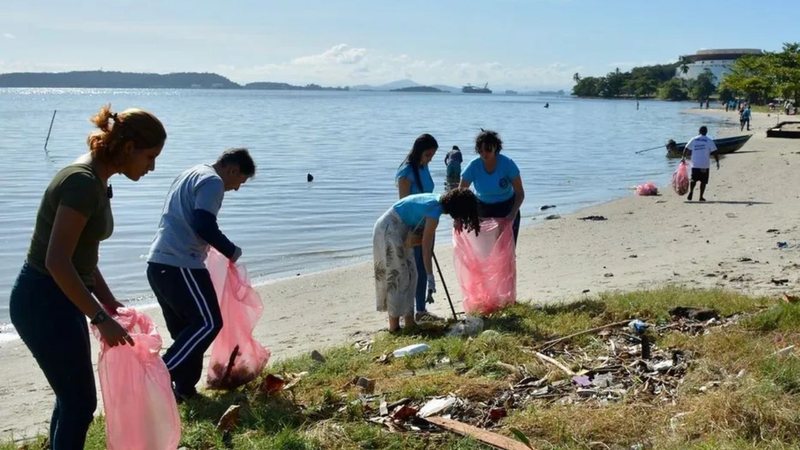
1,0 -> 798,90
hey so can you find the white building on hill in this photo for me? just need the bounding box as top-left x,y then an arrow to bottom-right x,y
676,49 -> 763,84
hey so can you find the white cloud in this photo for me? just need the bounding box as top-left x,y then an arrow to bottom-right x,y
3,33 -> 16,39
226,44 -> 579,90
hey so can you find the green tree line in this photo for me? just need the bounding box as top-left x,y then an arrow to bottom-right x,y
572,42 -> 800,104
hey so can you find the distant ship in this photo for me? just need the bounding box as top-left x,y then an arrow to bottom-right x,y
505,90 -> 518,95
462,83 -> 492,94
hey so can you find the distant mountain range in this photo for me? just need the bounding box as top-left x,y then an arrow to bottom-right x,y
0,70 -> 566,94
351,79 -> 460,93
0,71 -> 347,90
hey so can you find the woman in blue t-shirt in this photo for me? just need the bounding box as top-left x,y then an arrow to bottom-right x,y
459,129 -> 525,243
373,188 -> 480,332
396,134 -> 438,321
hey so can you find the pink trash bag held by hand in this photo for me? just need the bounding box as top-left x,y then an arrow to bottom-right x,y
453,218 -> 517,315
205,248 -> 270,390
672,160 -> 690,195
94,308 -> 180,450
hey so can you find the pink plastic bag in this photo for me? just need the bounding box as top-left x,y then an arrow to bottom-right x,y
453,218 -> 517,315
672,160 -> 690,195
94,308 -> 180,450
205,249 -> 270,390
635,182 -> 659,196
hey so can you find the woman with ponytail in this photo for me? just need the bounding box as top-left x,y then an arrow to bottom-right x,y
9,104 -> 166,449
396,133 -> 439,322
373,188 -> 479,332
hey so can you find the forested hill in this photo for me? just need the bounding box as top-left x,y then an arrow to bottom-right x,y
0,71 -> 240,89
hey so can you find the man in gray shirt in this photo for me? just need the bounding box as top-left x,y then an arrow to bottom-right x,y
147,148 -> 255,401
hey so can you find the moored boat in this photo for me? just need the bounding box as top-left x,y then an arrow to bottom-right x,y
665,134 -> 752,158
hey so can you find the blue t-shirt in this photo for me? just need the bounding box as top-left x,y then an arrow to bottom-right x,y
393,193 -> 443,230
148,164 -> 226,269
396,163 -> 434,194
461,154 -> 520,204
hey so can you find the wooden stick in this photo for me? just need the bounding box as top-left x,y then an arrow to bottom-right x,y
533,351 -> 574,376
44,109 -> 57,153
537,320 -> 630,352
425,416 -> 534,450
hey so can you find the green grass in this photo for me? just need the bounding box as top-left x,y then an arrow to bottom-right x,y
7,287 -> 800,450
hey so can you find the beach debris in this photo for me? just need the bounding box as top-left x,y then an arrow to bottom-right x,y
604,272 -> 614,277
354,376 -> 376,394
310,350 -> 326,363
777,241 -> 789,249
544,214 -> 561,220
579,215 -> 607,221
259,374 -> 286,395
773,345 -> 795,357
784,293 -> 800,304
669,306 -> 719,321
635,182 -> 658,196
447,316 -> 485,337
539,204 -> 556,211
533,351 -> 574,376
767,229 -> 780,233
425,416 -> 534,450
216,404 -> 241,433
392,343 -> 430,358
771,278 -> 789,286
307,173 -> 314,182
419,396 -> 458,418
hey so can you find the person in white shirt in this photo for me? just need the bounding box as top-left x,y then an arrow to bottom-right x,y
682,126 -> 719,202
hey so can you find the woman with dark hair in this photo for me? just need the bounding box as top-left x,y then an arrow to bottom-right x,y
396,133 -> 439,321
459,129 -> 525,243
373,188 -> 480,332
9,104 -> 167,449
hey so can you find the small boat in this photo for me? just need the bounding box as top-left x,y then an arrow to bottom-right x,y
665,134 -> 752,158
766,121 -> 800,139
462,83 -> 492,94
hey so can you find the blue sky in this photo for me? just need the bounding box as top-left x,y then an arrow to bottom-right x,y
1,0 -> 797,89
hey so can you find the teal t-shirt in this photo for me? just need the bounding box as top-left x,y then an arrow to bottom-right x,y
461,154 -> 520,204
396,163 -> 434,194
392,193 -> 442,230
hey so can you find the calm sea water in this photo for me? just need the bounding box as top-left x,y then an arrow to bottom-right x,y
0,88 -> 730,332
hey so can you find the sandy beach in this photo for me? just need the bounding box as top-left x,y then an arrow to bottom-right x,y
1,109 -> 798,441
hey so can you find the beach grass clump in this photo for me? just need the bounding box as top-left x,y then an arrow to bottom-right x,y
8,287 -> 800,450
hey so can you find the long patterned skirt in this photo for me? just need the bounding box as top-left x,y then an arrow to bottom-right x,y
373,209 -> 417,317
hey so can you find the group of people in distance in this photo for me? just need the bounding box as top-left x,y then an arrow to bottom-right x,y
8,104 -> 528,447
9,105 -> 256,448
373,129 -> 525,332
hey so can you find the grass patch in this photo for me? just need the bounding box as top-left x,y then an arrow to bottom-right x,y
6,287 -> 800,449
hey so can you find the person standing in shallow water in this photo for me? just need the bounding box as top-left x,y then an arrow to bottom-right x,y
444,145 -> 463,189
396,133 -> 440,322
683,125 -> 719,202
459,129 -> 525,244
9,104 -> 166,449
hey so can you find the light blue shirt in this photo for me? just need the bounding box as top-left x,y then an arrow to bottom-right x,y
396,163 -> 434,194
461,154 -> 520,204
393,193 -> 443,230
148,164 -> 225,269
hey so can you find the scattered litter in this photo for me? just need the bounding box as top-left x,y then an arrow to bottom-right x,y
259,374 -> 285,395
771,278 -> 789,286
777,241 -> 789,249
773,345 -> 795,357
572,375 -> 591,387
767,229 -> 780,234
579,215 -> 607,221
425,416 -> 531,450
216,405 -> 241,433
635,182 -> 658,196
540,204 -> 556,211
393,343 -> 431,358
419,396 -> 458,418
604,273 -> 614,278
447,316 -> 484,337
310,350 -> 326,363
355,377 -> 376,394
545,214 -> 561,220
592,373 -> 614,388
669,306 -> 719,321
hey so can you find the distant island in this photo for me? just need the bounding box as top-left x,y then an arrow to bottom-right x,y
390,86 -> 445,93
0,70 -> 348,91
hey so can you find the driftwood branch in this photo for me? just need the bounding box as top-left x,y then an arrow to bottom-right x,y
533,351 -> 575,376
537,320 -> 630,352
425,416 -> 535,450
